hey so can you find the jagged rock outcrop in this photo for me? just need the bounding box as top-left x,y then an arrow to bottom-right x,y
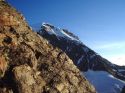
0,1 -> 96,93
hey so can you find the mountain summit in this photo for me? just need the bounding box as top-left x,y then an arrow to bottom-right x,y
41,23 -> 80,41
38,23 -> 125,93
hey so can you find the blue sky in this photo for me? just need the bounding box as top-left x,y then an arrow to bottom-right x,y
7,0 -> 125,65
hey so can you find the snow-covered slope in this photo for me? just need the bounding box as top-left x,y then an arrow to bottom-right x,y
84,70 -> 125,93
35,23 -> 125,93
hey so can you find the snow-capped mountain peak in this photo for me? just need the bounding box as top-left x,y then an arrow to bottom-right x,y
41,23 -> 80,41
37,23 -> 125,93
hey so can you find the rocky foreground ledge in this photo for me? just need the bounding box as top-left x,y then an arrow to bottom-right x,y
0,1 -> 96,93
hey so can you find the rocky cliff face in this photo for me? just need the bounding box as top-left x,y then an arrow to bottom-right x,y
0,1 -> 96,93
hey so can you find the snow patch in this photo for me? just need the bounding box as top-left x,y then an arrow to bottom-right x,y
118,69 -> 125,72
77,56 -> 84,64
83,70 -> 125,93
83,47 -> 89,53
90,54 -> 96,59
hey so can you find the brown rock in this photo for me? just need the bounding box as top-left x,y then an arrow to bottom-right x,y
13,65 -> 45,93
0,1 -> 96,93
0,56 -> 7,77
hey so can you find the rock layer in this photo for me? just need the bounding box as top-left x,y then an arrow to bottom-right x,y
0,1 -> 96,93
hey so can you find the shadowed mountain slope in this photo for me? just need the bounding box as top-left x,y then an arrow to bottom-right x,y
38,23 -> 125,93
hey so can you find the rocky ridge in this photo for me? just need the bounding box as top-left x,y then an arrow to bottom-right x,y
0,1 -> 96,93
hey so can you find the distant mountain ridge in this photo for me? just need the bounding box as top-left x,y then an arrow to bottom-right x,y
37,23 -> 125,93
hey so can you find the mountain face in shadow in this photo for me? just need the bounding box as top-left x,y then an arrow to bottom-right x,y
38,23 -> 125,93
